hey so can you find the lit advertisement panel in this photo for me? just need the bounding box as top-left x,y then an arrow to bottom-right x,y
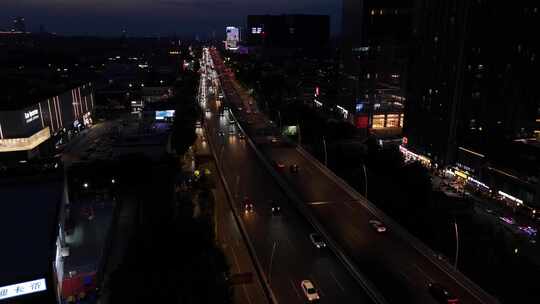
226,26 -> 240,50
356,115 -> 369,129
0,278 -> 47,300
155,110 -> 175,120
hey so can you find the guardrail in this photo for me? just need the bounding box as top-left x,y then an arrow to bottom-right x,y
200,65 -> 276,303
224,99 -> 389,304
211,48 -> 499,304
294,147 -> 500,304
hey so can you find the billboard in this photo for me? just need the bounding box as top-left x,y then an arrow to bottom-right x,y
226,26 -> 240,50
155,110 -> 175,120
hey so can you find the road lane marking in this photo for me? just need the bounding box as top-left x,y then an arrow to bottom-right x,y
329,271 -> 345,292
230,245 -> 241,272
289,279 -> 302,300
242,283 -> 253,304
343,200 -> 354,210
312,278 -> 325,297
307,201 -> 332,206
414,263 -> 434,282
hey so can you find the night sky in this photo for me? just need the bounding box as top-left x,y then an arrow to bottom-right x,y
1,0 -> 341,37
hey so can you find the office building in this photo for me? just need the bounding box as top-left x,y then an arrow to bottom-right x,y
341,0 -> 413,92
12,16 -> 26,33
341,0 -> 413,131
246,14 -> 330,49
403,1 -> 539,165
402,1 -> 539,207
0,163 -> 67,304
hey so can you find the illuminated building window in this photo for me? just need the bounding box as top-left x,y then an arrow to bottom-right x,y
399,115 -> 404,127
372,115 -> 385,129
386,114 -> 400,128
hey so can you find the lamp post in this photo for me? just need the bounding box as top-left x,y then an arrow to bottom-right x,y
362,164 -> 368,199
268,241 -> 277,285
322,136 -> 328,167
454,218 -> 460,269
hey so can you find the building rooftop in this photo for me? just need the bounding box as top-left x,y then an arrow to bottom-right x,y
0,175 -> 63,285
0,74 -> 89,111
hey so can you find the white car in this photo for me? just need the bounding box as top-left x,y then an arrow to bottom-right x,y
369,219 -> 387,233
309,233 -> 326,249
301,280 -> 320,302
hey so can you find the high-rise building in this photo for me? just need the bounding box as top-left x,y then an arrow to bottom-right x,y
12,16 -> 26,33
340,0 -> 413,132
341,0 -> 413,91
246,15 -> 330,49
403,1 -> 539,166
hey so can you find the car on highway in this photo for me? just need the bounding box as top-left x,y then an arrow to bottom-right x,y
369,219 -> 387,233
309,233 -> 326,249
229,128 -> 235,135
218,130 -> 225,136
229,118 -> 235,124
300,280 -> 320,302
243,197 -> 254,214
428,282 -> 459,304
270,200 -> 281,215
290,164 -> 299,173
499,216 -> 515,225
246,109 -> 251,114
273,160 -> 286,170
270,137 -> 279,143
238,133 -> 245,139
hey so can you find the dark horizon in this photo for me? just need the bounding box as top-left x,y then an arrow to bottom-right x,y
1,0 -> 341,37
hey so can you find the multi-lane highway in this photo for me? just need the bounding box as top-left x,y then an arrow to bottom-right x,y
200,48 -> 374,304
206,47 -> 499,304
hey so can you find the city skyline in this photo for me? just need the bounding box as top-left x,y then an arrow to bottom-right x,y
1,0 -> 341,37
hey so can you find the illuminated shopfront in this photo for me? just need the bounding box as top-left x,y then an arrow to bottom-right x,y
0,127 -> 51,152
399,145 -> 432,167
0,83 -> 94,160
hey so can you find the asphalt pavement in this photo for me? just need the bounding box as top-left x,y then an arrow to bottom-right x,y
201,49 -> 373,304
208,48 -> 499,304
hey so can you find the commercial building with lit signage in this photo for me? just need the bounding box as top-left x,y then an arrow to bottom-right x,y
225,26 -> 240,50
0,83 -> 94,161
0,167 -> 67,303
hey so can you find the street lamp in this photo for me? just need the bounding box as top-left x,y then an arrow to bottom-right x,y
454,218 -> 460,269
362,164 -> 368,199
83,182 -> 89,189
322,136 -> 328,167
